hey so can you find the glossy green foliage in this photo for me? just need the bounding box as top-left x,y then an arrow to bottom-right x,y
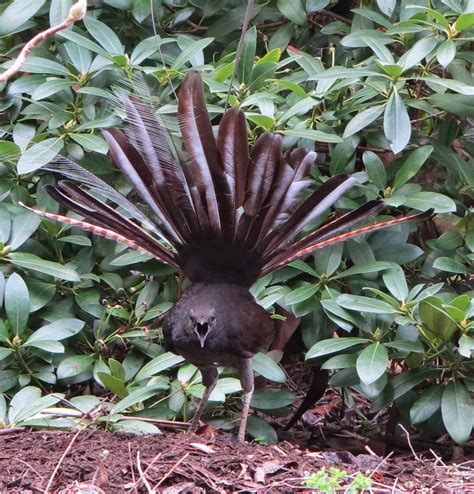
0,0 -> 472,444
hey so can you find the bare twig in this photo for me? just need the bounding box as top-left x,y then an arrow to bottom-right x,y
44,428 -> 82,493
400,424 -> 421,461
154,452 -> 190,489
225,0 -> 255,110
136,451 -> 155,494
0,0 -> 87,83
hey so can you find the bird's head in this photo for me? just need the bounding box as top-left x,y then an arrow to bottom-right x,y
189,307 -> 217,348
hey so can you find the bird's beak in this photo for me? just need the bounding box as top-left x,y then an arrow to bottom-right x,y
194,323 -> 209,348
198,333 -> 207,348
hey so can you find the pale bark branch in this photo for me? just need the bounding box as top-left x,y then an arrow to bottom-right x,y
0,0 -> 87,83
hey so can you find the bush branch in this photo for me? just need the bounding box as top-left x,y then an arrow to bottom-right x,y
0,0 -> 87,83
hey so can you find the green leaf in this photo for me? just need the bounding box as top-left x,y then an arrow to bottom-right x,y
343,105 -> 385,139
9,211 -> 40,250
384,90 -> 411,154
392,145 -> 433,190
277,0 -> 306,25
337,294 -> 397,314
171,38 -> 214,69
454,13 -> 474,32
9,252 -> 81,281
314,243 -> 343,276
26,318 -> 84,343
280,128 -> 342,143
252,353 -> 286,383
249,61 -> 277,91
10,391 -> 62,425
0,370 -> 18,392
420,76 -> 474,96
17,138 -> 63,174
308,67 -> 383,80
57,355 -> 94,379
58,235 -> 92,246
134,352 -> 184,382
382,266 -> 408,301
31,79 -> 74,101
458,335 -> 474,359
23,340 -> 64,352
15,56 -> 71,76
363,37 -> 395,64
49,0 -> 71,26
391,368 -> 440,400
384,340 -> 425,353
251,388 -> 295,409
401,191 -> 456,213
306,337 -> 369,360
436,40 -> 456,68
83,15 -> 124,55
399,36 -> 437,71
5,273 -> 29,334
97,372 -> 128,399
70,134 -> 109,154
321,354 -> 357,370
285,282 -> 319,305
110,251 -> 153,266
362,151 -> 387,189
108,358 -> 126,381
111,384 -> 165,414
130,37 -> 173,65
433,257 -> 467,274
236,26 -> 257,85
112,420 -> 161,434
356,343 -> 388,385
419,298 -> 457,342
441,381 -> 473,444
58,30 -> 109,58
377,0 -> 396,16
410,385 -> 443,424
0,348 -> 13,361
0,0 -> 45,36
246,415 -> 278,444
332,261 -> 392,280
377,63 -> 404,78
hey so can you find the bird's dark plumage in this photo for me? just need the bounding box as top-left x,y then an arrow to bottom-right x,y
24,71 -> 432,441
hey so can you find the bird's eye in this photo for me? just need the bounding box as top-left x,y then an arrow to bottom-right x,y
210,315 -> 216,322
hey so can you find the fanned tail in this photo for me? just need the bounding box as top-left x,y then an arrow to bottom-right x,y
29,70 -> 432,286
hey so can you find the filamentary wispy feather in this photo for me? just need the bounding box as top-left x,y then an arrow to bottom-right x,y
24,71 -> 432,441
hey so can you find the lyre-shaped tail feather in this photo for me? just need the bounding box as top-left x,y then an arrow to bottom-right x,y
261,208 -> 433,276
19,203 -> 179,269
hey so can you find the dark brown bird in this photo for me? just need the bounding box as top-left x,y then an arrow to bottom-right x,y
24,71 -> 431,441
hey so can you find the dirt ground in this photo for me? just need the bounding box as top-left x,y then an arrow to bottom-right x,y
0,426 -> 473,494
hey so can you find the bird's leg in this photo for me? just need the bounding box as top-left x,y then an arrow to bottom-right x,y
189,366 -> 218,433
236,358 -> 254,443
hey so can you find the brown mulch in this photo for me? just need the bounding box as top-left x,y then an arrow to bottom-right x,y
0,428 -> 473,493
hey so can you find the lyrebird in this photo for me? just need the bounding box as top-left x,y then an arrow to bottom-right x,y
24,71 -> 431,441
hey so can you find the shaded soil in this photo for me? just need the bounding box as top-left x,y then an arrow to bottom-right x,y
0,428 -> 473,493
